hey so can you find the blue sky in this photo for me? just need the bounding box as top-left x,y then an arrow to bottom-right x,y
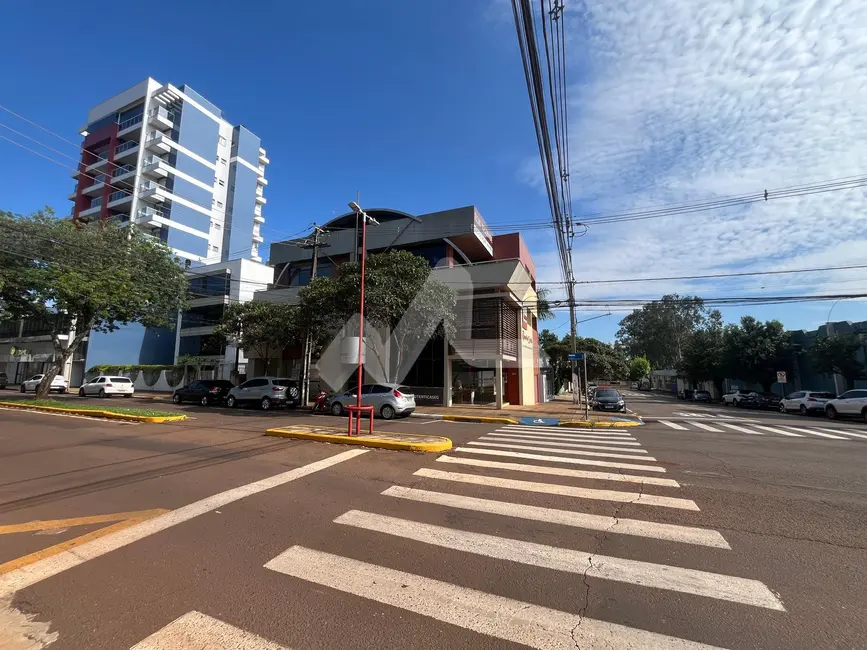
1,0 -> 864,342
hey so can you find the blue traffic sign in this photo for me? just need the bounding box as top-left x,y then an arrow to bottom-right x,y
568,352 -> 584,360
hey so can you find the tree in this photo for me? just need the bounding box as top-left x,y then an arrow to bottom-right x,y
676,311 -> 728,396
296,250 -> 457,383
535,288 -> 555,321
214,301 -> 302,375
810,333 -> 866,390
629,356 -> 651,382
725,316 -> 796,391
540,331 -> 628,393
0,210 -> 189,398
616,295 -> 711,368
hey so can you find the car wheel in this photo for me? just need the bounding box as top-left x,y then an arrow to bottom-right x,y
734,399 -> 740,408
226,395 -> 237,408
20,385 -> 25,393
79,388 -> 86,397
862,408 -> 867,424
381,404 -> 395,420
123,395 -> 132,398
260,396 -> 272,411
98,389 -> 106,398
799,405 -> 808,416
200,396 -> 210,406
172,393 -> 182,404
826,405 -> 838,420
779,402 -> 786,413
330,402 -> 344,417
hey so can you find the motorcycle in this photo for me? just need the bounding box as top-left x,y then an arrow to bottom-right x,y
311,389 -> 330,413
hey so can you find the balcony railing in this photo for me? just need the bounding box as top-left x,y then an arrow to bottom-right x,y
139,180 -> 166,193
148,106 -> 176,123
112,165 -> 135,177
143,155 -> 166,166
91,174 -> 106,185
108,191 -> 130,202
118,113 -> 143,130
138,207 -> 166,220
115,140 -> 138,155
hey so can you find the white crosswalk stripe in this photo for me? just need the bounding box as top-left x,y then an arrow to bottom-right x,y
495,428 -> 639,442
467,440 -> 655,460
651,418 -> 866,440
777,425 -> 847,439
488,432 -> 641,445
500,424 -> 635,437
454,446 -> 667,472
265,546 -> 728,650
382,486 -> 729,548
718,422 -> 764,435
750,424 -> 803,437
414,468 -> 697,509
130,611 -> 290,649
435,455 -> 679,486
659,420 -> 689,430
818,427 -> 867,439
690,421 -> 723,432
479,435 -> 648,453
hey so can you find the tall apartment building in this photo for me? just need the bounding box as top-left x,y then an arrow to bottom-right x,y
70,78 -> 268,263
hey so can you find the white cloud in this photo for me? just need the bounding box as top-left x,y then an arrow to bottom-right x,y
519,0 -> 867,322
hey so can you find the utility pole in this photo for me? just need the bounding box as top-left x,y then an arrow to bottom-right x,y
569,279 -> 578,404
297,224 -> 328,407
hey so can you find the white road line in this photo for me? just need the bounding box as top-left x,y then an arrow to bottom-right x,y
749,424 -> 803,437
335,511 -> 779,609
415,468 -> 695,509
130,611 -> 290,649
467,441 -> 655,461
491,431 -> 640,444
480,436 -> 648,454
383,486 -> 728,548
266,547 -> 727,650
435,455 -> 679,486
454,447 -> 666,473
0,449 -> 368,598
717,423 -> 764,435
658,420 -> 688,430
500,425 -> 633,437
713,413 -> 737,419
817,427 -> 867,440
778,426 -> 847,440
690,422 -> 723,433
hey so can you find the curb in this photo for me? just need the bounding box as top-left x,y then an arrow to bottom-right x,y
559,419 -> 643,429
441,415 -> 518,425
0,401 -> 187,423
265,427 -> 452,453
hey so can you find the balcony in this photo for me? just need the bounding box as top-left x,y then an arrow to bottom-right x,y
147,106 -> 175,131
136,207 -> 165,228
111,164 -> 136,185
79,200 -> 103,219
85,152 -> 111,173
83,174 -> 107,196
114,140 -> 140,162
257,176 -> 268,186
253,213 -> 265,224
258,148 -> 269,165
252,228 -> 263,243
107,191 -> 133,211
139,180 -> 168,202
142,155 -> 170,179
255,194 -> 266,205
145,130 -> 172,154
117,113 -> 143,140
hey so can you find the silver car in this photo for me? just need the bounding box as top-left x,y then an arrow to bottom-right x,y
329,383 -> 416,420
225,377 -> 300,411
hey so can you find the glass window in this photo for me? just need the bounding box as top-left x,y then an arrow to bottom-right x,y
361,385 -> 376,395
273,380 -> 295,387
218,136 -> 227,146
112,377 -> 132,383
838,391 -> 854,399
853,390 -> 867,398
242,379 -> 268,388
812,392 -> 835,399
95,378 -> 104,384
371,385 -> 391,394
187,381 -> 202,389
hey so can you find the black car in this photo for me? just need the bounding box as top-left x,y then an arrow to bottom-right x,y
692,390 -> 711,403
677,389 -> 694,400
172,380 -> 236,406
746,391 -> 781,410
0,372 -> 7,389
592,388 -> 626,412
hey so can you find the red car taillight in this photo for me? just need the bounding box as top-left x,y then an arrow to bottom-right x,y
209,387 -> 221,393
807,397 -> 817,401
105,383 -> 113,387
393,390 -> 403,398
272,386 -> 283,392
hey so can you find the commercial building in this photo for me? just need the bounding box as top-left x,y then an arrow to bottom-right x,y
0,315 -> 85,386
257,206 -> 543,407
70,78 -> 268,264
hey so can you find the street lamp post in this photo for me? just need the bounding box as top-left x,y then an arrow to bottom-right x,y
348,201 -> 378,435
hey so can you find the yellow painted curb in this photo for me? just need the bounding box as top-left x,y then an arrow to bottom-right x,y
442,415 -> 519,425
0,401 -> 187,423
265,427 -> 452,453
559,419 -> 643,428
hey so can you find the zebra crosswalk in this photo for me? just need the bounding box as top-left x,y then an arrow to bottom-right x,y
253,422 -> 785,649
654,418 -> 867,440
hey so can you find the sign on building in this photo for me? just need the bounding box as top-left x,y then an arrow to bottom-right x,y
776,371 -> 787,384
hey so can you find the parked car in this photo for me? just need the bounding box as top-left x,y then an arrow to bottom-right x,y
591,388 -> 626,412
745,391 -> 781,410
20,374 -> 68,393
172,379 -> 235,406
779,390 -> 836,416
225,377 -> 300,410
692,390 -> 712,403
0,372 -> 7,389
630,381 -> 638,389
722,389 -> 752,407
677,389 -> 694,400
328,383 -> 416,420
79,376 -> 134,398
824,389 -> 867,422
587,383 -> 598,397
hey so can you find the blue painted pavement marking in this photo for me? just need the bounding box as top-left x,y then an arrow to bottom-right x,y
518,417 -> 561,426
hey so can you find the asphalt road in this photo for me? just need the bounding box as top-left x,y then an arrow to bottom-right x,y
1,397 -> 866,649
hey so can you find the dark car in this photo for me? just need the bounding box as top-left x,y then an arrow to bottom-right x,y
0,372 -> 7,389
172,379 -> 236,406
677,389 -> 694,400
746,391 -> 781,410
592,388 -> 626,412
692,390 -> 712,403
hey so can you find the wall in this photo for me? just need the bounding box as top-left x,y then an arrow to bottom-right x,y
85,324 -> 176,368
224,162 -> 258,258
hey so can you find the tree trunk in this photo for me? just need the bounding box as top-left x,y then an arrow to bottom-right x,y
35,354 -> 69,399
35,325 -> 89,399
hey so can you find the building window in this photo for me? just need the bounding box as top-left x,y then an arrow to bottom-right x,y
218,136 -> 227,146
213,222 -> 221,230
216,201 -> 223,208
221,157 -> 227,165
210,245 -> 219,253
218,179 -> 225,186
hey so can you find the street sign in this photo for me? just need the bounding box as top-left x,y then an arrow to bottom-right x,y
568,352 -> 584,360
776,371 -> 787,384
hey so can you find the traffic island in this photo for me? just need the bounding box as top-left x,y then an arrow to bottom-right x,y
265,424 -> 452,453
0,399 -> 187,423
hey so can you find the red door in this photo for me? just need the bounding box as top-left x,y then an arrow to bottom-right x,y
505,368 -> 520,405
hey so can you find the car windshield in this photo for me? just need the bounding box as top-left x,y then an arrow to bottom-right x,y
696,391 -> 710,395
596,390 -> 618,398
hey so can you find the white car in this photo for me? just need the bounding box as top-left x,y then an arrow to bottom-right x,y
824,389 -> 867,422
20,374 -> 68,393
779,390 -> 836,416
722,389 -> 753,406
79,376 -> 135,398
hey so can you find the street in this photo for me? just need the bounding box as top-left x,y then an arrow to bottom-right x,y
1,398 -> 866,649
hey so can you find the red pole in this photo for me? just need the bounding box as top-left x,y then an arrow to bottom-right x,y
354,212 -> 367,436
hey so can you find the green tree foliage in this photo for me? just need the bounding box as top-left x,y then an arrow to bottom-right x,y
535,288 -> 555,321
676,310 -> 728,395
810,333 -> 866,390
296,250 -> 457,382
725,316 -> 796,392
628,356 -> 652,381
616,295 -> 711,368
540,330 -> 628,392
0,210 -> 188,398
214,301 -> 301,374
